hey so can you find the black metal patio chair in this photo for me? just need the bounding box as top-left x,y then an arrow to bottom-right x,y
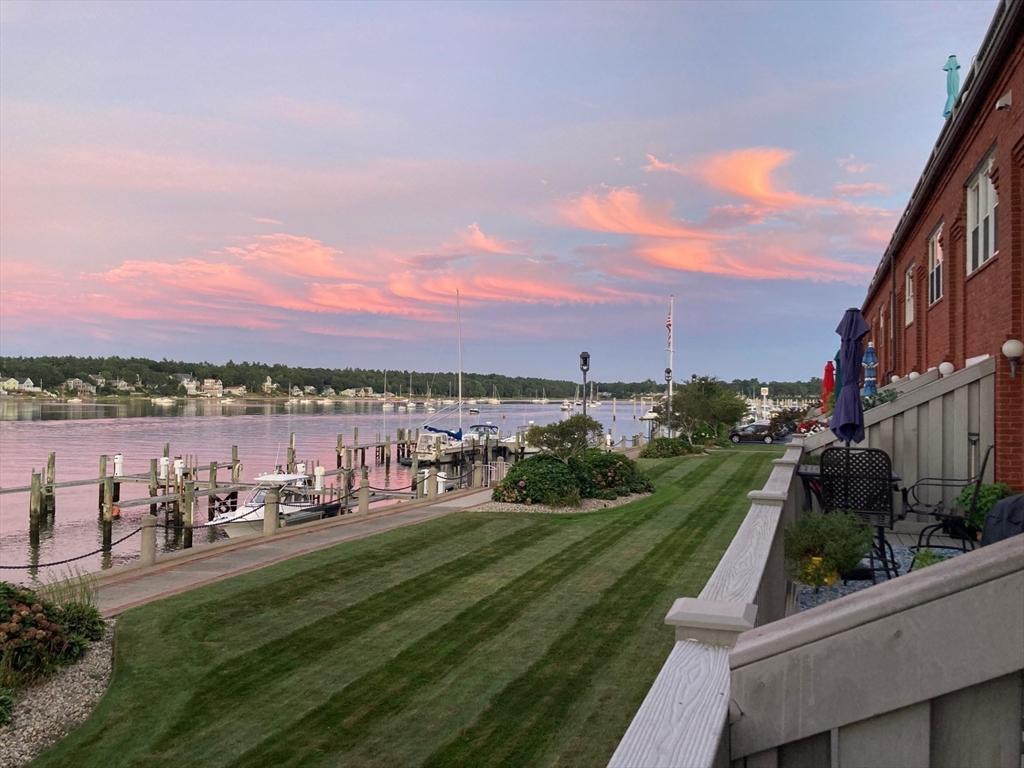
902,445 -> 994,567
819,446 -> 898,580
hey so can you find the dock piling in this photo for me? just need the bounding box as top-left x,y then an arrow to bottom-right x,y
183,480 -> 195,548
428,466 -> 438,499
101,476 -> 113,550
140,514 -> 157,566
358,467 -> 369,514
29,471 -> 42,546
263,489 -> 279,536
97,454 -> 107,511
44,452 -> 56,515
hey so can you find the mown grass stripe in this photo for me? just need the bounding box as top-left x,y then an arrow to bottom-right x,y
144,520 -> 561,755
225,454 -> 743,767
163,514 -> 498,636
423,452 -> 771,767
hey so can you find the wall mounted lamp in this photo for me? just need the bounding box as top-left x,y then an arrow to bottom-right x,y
1002,339 -> 1023,378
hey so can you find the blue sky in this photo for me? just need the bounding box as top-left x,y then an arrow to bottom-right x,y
0,0 -> 997,383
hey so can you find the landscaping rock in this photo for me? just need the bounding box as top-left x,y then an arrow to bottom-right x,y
472,492 -> 651,515
0,620 -> 115,767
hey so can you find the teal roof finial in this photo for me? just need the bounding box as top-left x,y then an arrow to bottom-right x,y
943,55 -> 960,118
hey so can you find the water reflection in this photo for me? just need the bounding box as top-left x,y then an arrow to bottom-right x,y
1,403 -> 634,584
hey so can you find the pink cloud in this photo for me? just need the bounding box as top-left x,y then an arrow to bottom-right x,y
221,234 -> 353,280
638,241 -> 872,283
560,187 -> 717,239
460,223 -> 518,254
833,182 -> 888,197
692,148 -> 827,210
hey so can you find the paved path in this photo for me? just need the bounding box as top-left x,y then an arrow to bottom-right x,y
96,489 -> 494,616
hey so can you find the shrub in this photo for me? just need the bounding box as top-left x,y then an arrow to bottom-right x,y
57,603 -> 104,642
570,450 -> 654,499
959,482 -> 1011,530
492,455 -> 581,506
0,686 -> 13,726
639,438 -> 696,459
784,512 -> 872,586
911,548 -> 948,570
0,581 -> 100,688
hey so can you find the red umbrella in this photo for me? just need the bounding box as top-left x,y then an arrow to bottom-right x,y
822,360 -> 835,411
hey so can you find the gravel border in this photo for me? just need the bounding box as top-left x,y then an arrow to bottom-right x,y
796,546 -> 962,610
471,492 -> 651,515
0,620 -> 115,767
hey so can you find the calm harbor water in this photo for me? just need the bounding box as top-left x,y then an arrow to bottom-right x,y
0,400 -> 647,583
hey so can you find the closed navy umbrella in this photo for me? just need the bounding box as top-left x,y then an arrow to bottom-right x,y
830,308 -> 870,444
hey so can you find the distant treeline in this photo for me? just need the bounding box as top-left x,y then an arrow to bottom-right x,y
0,356 -> 821,399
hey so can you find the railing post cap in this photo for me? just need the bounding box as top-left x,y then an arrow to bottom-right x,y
665,597 -> 757,647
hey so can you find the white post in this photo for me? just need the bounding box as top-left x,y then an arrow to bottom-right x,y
113,453 -> 124,477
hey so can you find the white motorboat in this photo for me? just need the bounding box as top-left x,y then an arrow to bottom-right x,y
381,402 -> 395,411
151,397 -> 175,406
560,400 -> 571,411
209,472 -> 339,538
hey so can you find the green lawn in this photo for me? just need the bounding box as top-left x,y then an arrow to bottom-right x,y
36,449 -> 780,768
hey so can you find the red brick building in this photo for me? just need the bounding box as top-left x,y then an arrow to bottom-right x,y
861,1 -> 1023,489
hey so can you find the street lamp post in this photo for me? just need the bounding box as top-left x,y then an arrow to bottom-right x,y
664,367 -> 672,438
580,351 -> 590,418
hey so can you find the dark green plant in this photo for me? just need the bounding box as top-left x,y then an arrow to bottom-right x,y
0,685 -> 13,726
638,437 -> 696,459
911,548 -> 948,570
0,581 -> 98,688
958,482 -> 1011,530
524,415 -> 605,461
57,603 -> 104,642
655,377 -> 747,446
492,455 -> 581,506
569,450 -> 654,499
862,389 -> 898,411
784,512 -> 873,584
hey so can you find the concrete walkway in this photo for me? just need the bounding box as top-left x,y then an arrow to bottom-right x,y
95,489 -> 494,616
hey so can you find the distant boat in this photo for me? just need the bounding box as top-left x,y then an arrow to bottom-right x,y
468,407 -> 480,414
317,398 -> 333,405
560,400 -> 571,411
66,397 -> 82,404
486,385 -> 501,405
151,397 -> 175,406
382,402 -> 394,411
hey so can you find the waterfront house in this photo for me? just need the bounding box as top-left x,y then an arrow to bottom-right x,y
261,376 -> 277,394
62,378 -> 97,395
302,385 -> 317,394
321,386 -> 336,396
201,378 -> 223,397
1,377 -> 20,392
223,384 -> 247,396
18,378 -> 41,392
108,378 -> 133,392
858,2 -> 1022,490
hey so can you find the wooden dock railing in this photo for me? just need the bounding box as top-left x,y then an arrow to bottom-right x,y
609,437 -> 806,768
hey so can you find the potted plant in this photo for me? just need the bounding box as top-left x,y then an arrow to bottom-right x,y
959,482 -> 1011,536
784,512 -> 873,588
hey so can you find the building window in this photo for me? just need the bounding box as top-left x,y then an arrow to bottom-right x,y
928,224 -> 943,304
904,267 -> 914,325
966,157 -> 998,274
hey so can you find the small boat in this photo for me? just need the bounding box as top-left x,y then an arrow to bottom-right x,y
210,472 -> 340,538
397,405 -> 408,412
382,402 -> 395,411
317,398 -> 334,405
66,397 -> 83,404
425,405 -> 436,413
560,400 -> 571,411
151,397 -> 175,406
468,407 -> 480,414
222,397 -> 235,404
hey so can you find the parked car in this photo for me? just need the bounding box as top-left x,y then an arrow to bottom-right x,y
729,422 -> 779,444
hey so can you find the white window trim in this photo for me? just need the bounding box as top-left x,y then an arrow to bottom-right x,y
928,223 -> 943,305
966,155 -> 998,275
904,267 -> 915,325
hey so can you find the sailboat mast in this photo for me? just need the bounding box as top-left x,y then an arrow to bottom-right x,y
457,289 -> 463,431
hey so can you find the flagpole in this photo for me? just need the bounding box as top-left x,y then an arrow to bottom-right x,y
667,295 -> 674,439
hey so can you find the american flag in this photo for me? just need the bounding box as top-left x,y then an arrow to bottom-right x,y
666,309 -> 672,345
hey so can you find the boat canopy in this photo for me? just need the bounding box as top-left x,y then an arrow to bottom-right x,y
423,425 -> 462,440
253,473 -> 309,484
468,424 -> 500,434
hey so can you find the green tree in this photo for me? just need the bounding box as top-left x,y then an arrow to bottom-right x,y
525,415 -> 604,461
658,377 -> 746,445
